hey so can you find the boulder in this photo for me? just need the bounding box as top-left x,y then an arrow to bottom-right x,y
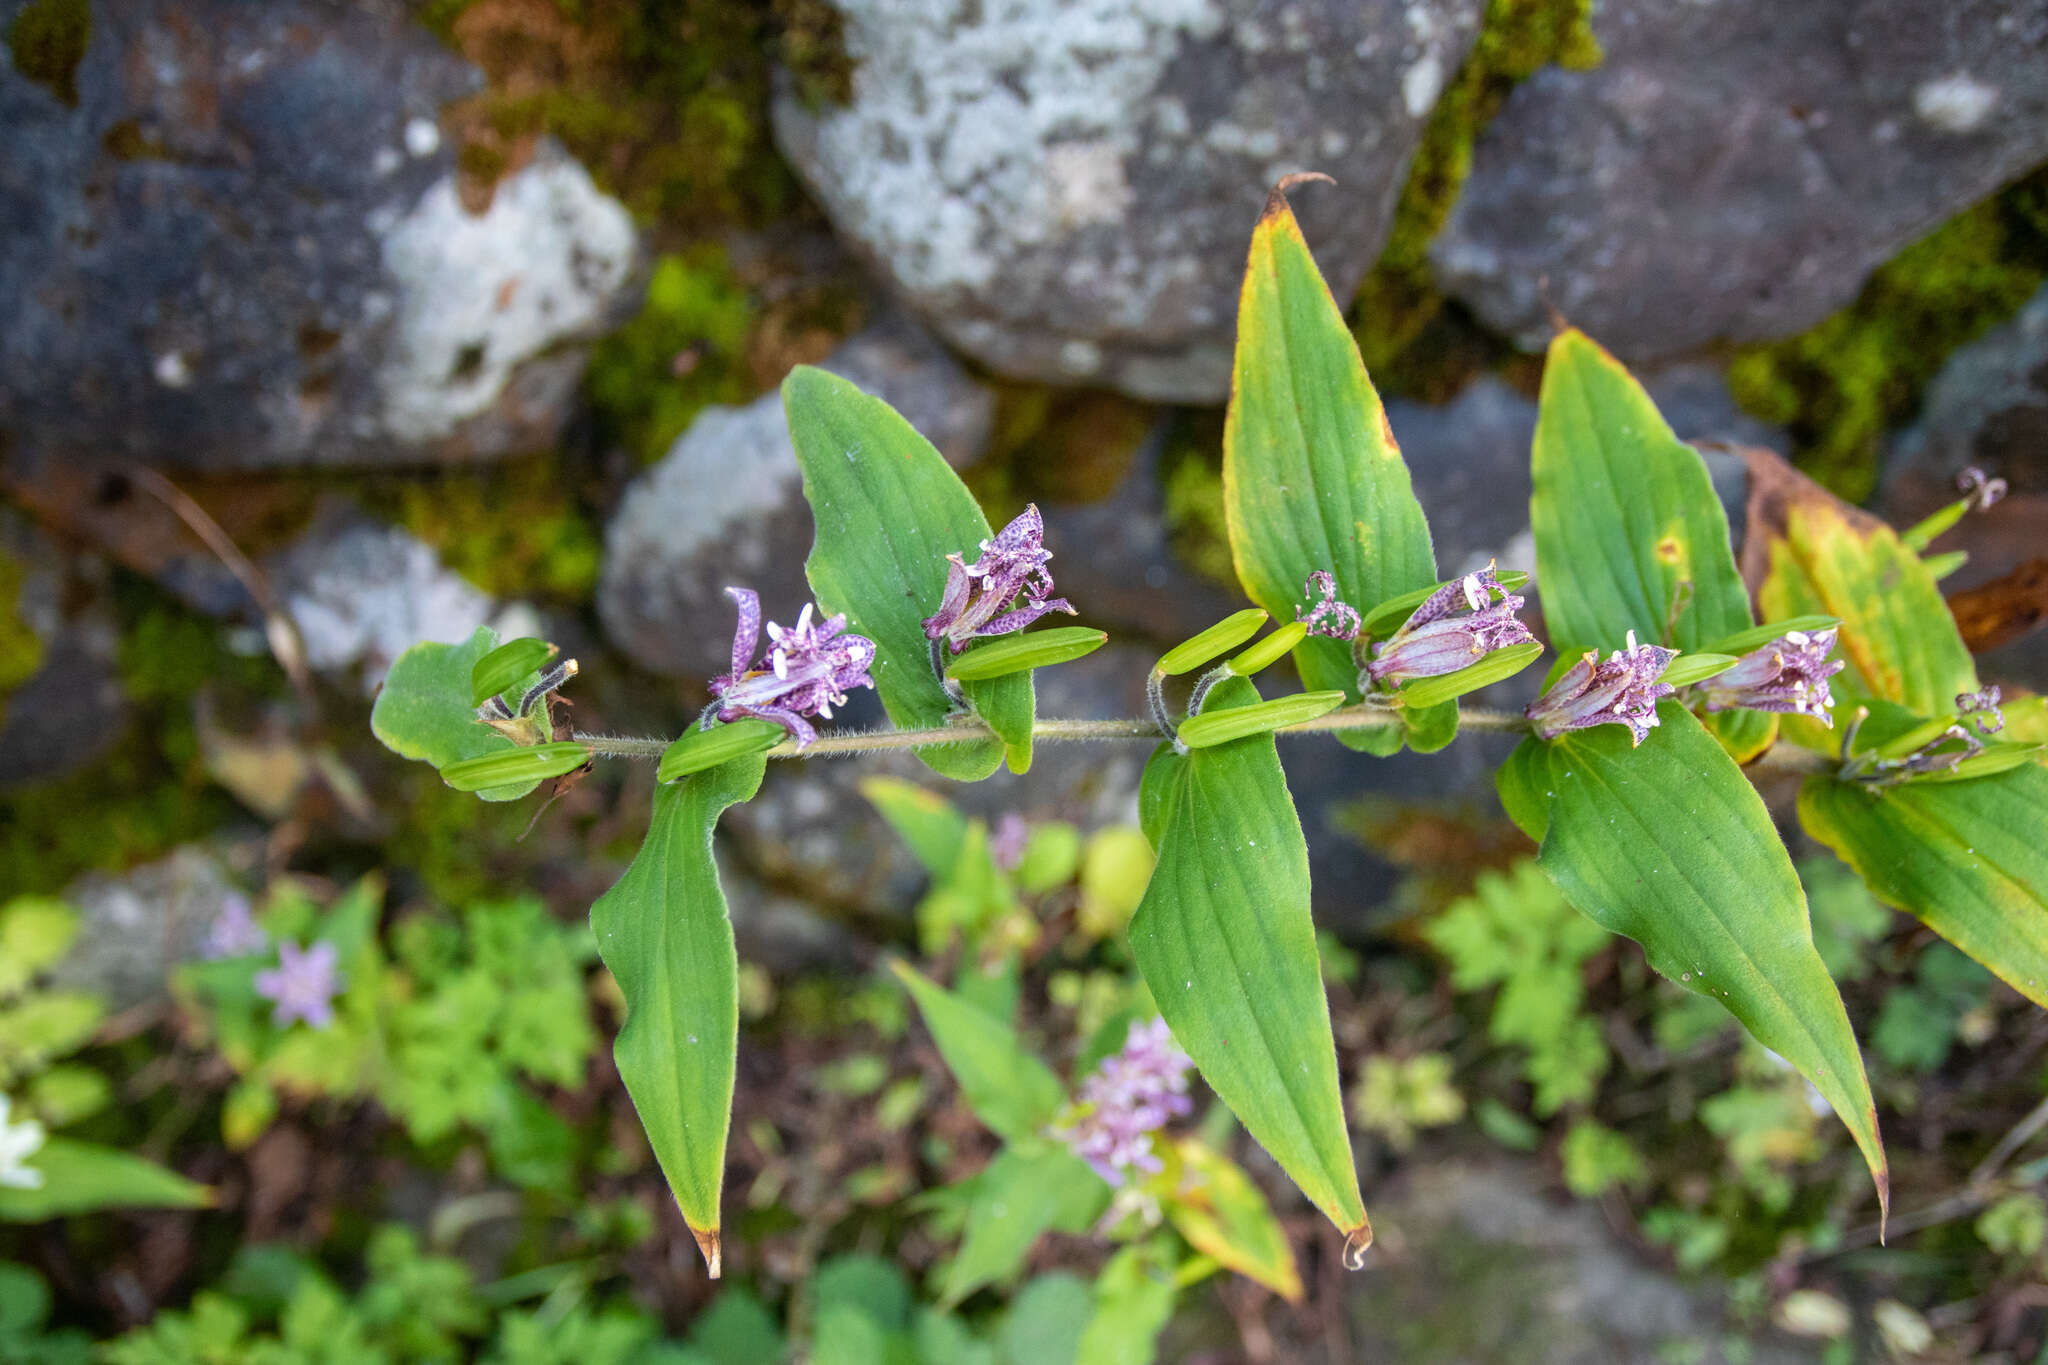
52,846 -> 243,1012
1432,0 -> 2048,360
773,0 -> 1485,401
1887,283 -> 2048,500
597,315 -> 996,683
0,0 -> 638,477
0,506 -> 125,787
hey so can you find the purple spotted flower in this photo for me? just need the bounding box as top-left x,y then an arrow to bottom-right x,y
202,893 -> 268,961
1525,631 -> 1678,746
1366,565 -> 1534,687
922,505 -> 1076,654
255,940 -> 341,1030
708,587 -> 877,747
1958,685 -> 2005,735
1698,627 -> 1844,723
1296,570 -> 1362,641
1053,1017 -> 1193,1187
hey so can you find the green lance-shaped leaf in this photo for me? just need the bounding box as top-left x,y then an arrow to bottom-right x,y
939,1144 -> 1109,1307
470,637 -> 556,707
1129,675 -> 1367,1245
658,720 -> 784,783
1656,653 -> 1740,688
438,741 -> 590,792
0,1138 -> 212,1221
1156,609 -> 1270,676
1800,765 -> 2048,1008
590,753 -> 768,1277
1358,569 -> 1532,640
946,628 -> 1107,682
893,961 -> 1066,1143
1396,640 -> 1546,710
371,626 -> 542,801
1534,703 -> 1888,1219
1222,179 -> 1441,756
1530,330 -> 1768,758
784,366 -> 1035,778
1175,690 -> 1346,749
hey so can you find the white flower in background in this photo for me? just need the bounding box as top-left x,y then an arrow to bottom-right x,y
0,1095 -> 48,1190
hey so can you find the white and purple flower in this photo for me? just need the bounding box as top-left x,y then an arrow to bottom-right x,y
1526,631 -> 1678,746
1053,1017 -> 1193,1187
0,1095 -> 47,1191
255,940 -> 342,1030
1296,570 -> 1362,641
1366,565 -> 1534,687
708,587 -> 878,748
1698,628 -> 1844,723
922,505 -> 1076,654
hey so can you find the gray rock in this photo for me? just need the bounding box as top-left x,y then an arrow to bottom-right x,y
773,0 -> 1485,402
270,509 -> 539,690
1349,1158 -> 1820,1364
1888,283 -> 2048,498
597,315 -> 996,682
0,507 -> 125,788
1433,0 -> 2048,361
0,0 -> 638,476
52,847 -> 243,1012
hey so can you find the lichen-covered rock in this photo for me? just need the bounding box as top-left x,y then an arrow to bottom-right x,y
0,0 -> 638,476
1432,0 -> 2048,360
269,510 -> 538,690
52,846 -> 243,1012
773,0 -> 1485,402
596,315 -> 995,682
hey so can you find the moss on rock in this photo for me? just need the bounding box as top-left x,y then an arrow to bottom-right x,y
1351,0 -> 1601,393
1727,167 -> 2048,501
8,0 -> 90,106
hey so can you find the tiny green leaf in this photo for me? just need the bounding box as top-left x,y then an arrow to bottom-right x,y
1130,676 -> 1367,1241
470,638 -> 556,707
1800,764 -> 2048,1008
892,962 -> 1066,1144
1359,570 -> 1531,641
371,627 -> 541,802
658,720 -> 785,782
1657,653 -> 1741,688
945,628 -> 1108,682
1922,550 -> 1968,581
1536,703 -> 1887,1220
1900,499 -> 1968,551
1176,690 -> 1346,749
1227,622 -> 1309,677
438,742 -> 590,792
785,366 -> 1034,778
0,1138 -> 211,1221
1155,610 -> 1270,676
1395,640 -> 1545,709
591,753 -> 768,1276
1222,183 -> 1439,754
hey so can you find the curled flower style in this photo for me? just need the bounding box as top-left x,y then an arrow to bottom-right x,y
1366,565 -> 1533,687
709,587 -> 877,748
1296,570 -> 1362,641
1525,630 -> 1678,746
1958,466 -> 2007,511
1053,1017 -> 1193,1187
922,504 -> 1076,653
255,940 -> 342,1030
1957,685 -> 2005,735
1698,627 -> 1844,723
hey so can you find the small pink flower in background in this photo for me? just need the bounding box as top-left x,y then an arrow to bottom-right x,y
255,940 -> 342,1030
1525,630 -> 1678,746
922,505 -> 1076,653
1054,1017 -> 1194,1187
708,587 -> 878,747
202,893 -> 267,960
988,813 -> 1030,872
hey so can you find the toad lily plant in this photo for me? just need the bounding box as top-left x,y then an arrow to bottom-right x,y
372,177 -> 2048,1286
